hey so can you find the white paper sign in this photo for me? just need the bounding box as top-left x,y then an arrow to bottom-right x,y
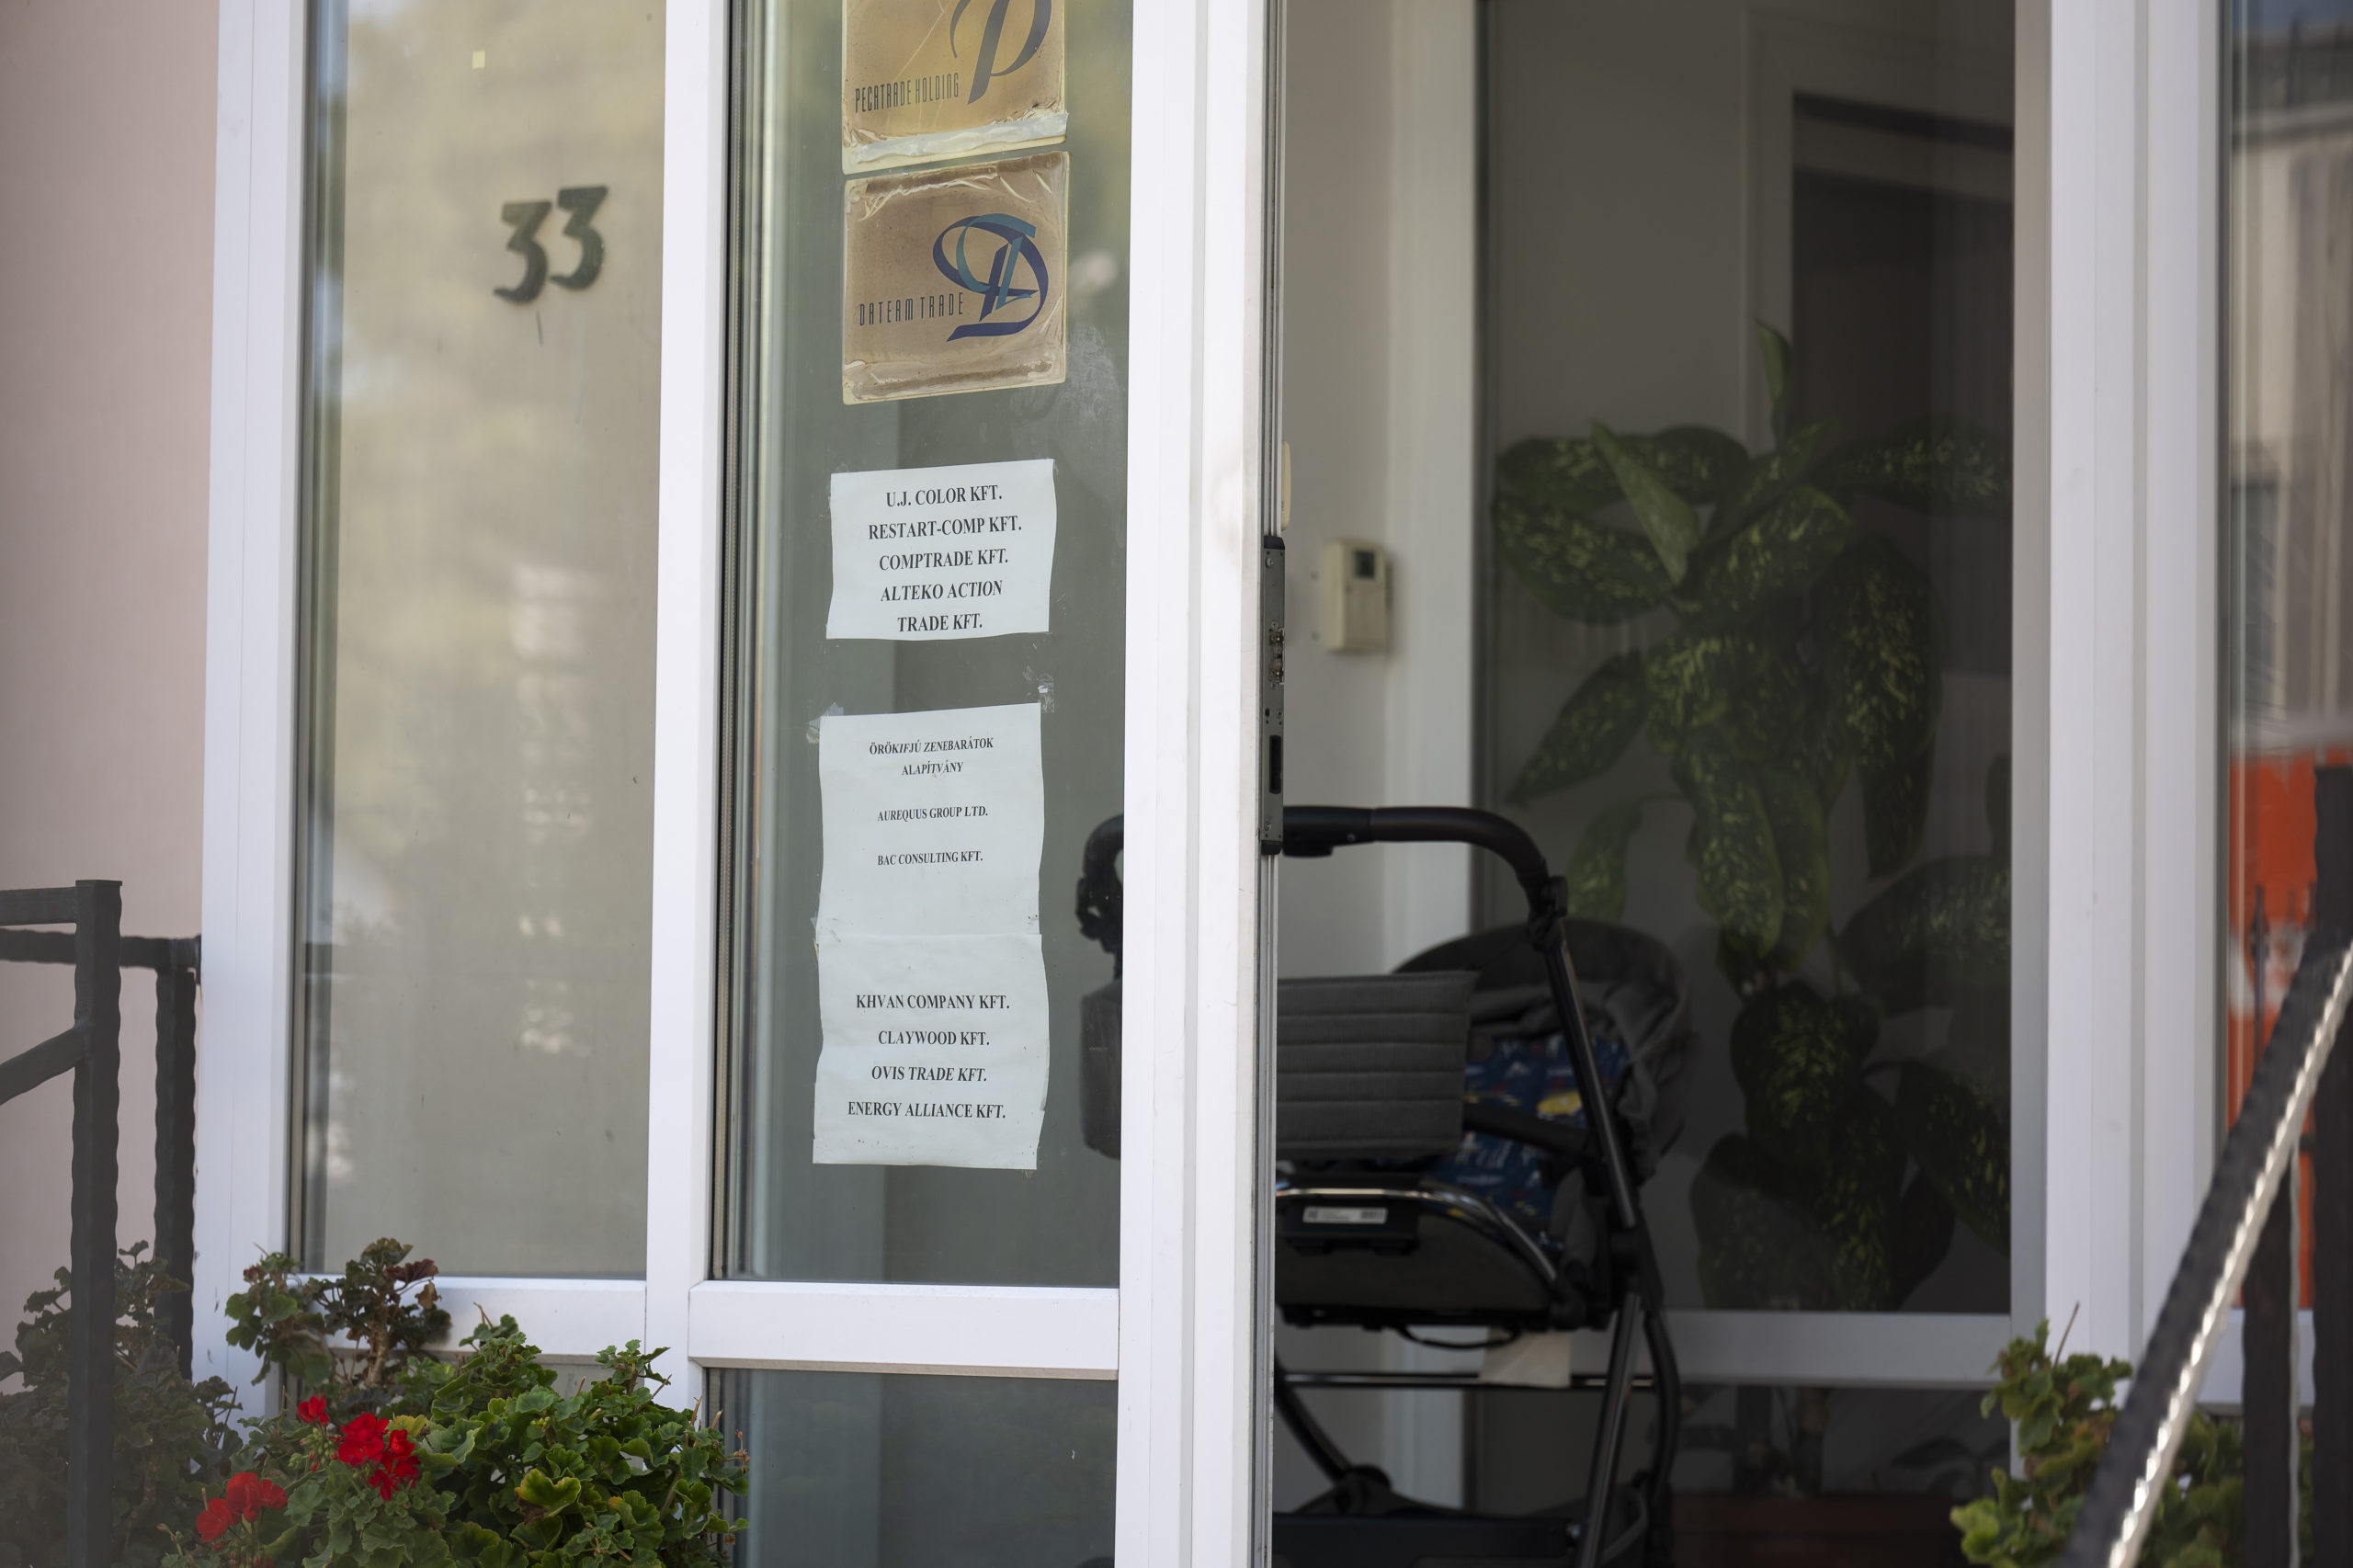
811,932 -> 1050,1169
827,458 -> 1057,641
813,702 -> 1050,1168
813,703 -> 1043,939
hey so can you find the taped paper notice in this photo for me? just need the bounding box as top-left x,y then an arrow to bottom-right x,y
811,932 -> 1049,1168
813,703 -> 1043,938
827,459 -> 1056,641
813,702 -> 1049,1167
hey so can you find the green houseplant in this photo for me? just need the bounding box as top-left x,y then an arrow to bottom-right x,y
1495,324 -> 2012,1312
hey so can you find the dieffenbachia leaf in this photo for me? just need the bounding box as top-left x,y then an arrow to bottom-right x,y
1682,483 -> 1855,631
1859,741 -> 1934,879
1690,1134 -> 1836,1310
1728,980 -> 1875,1170
1813,1087 -> 1910,1311
1715,415 -> 1838,537
1810,415 -> 2012,518
1563,801 -> 1646,923
1509,652 -> 1646,802
1888,1173 -> 1958,1305
1636,426 -> 1752,510
1643,631 -> 1755,750
1672,726 -> 1783,951
1725,651 -> 1810,766
1836,854 -> 2012,1015
1897,1055 -> 2011,1256
1758,321 -> 1795,443
1496,436 -> 1623,515
1494,491 -> 1672,624
1758,767 -> 1833,966
1593,421 -> 1702,585
1816,534 -> 1940,777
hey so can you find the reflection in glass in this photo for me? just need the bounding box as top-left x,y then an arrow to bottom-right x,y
1483,0 -> 2015,1316
722,0 -> 1131,1285
295,0 -> 663,1276
2221,1 -> 2353,1301
717,1370 -> 1115,1567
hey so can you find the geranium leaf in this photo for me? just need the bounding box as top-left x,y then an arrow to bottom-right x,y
1494,492 -> 1672,624
1508,652 -> 1646,802
1563,801 -> 1645,924
1897,1056 -> 2011,1256
1593,421 -> 1701,585
1672,727 -> 1783,951
1811,415 -> 2011,518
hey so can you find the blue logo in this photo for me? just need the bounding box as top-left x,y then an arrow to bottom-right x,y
950,0 -> 1051,104
932,213 -> 1050,341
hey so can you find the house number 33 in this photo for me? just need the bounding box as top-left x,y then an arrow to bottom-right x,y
494,186 -> 608,303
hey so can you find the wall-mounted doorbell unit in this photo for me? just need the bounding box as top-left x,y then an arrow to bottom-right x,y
1321,539 -> 1391,653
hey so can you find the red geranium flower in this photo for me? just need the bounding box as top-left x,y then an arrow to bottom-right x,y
369,1428 -> 421,1498
335,1413 -> 388,1468
224,1471 -> 287,1521
297,1395 -> 329,1426
195,1497 -> 233,1543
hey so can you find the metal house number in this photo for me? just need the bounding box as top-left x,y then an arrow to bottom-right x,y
494,185 -> 608,303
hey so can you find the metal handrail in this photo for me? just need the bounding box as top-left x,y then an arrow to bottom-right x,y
2058,926 -> 2352,1566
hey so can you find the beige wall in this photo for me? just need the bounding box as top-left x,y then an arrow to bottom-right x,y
0,0 -> 217,1341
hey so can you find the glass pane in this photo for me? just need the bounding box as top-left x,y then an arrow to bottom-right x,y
1479,3 -> 2016,1314
723,0 -> 1131,1284
2222,0 -> 2353,1301
718,1370 -> 1115,1566
294,0 -> 664,1276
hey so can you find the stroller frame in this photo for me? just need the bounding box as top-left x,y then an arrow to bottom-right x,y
1079,804 -> 1682,1566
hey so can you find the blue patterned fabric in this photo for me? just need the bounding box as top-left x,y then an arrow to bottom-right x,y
1423,1017 -> 1631,1239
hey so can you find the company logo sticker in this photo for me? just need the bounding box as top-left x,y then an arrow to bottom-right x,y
843,153 -> 1068,403
842,0 -> 1066,172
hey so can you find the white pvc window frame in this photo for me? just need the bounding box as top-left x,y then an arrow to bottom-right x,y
200,0 -> 1275,1557
195,0 -> 2256,1553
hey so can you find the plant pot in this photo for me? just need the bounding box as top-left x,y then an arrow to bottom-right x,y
1672,1493 -> 1967,1568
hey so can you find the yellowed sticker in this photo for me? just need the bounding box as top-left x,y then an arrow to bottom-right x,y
843,152 -> 1068,403
842,0 -> 1065,173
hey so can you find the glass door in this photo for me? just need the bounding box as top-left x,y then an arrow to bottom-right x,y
694,0 -> 1279,1558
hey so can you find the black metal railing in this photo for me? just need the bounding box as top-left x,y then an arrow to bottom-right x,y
2062,771 -> 2353,1567
0,881 -> 201,1568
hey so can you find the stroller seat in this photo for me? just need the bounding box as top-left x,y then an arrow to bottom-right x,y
1074,805 -> 1684,1568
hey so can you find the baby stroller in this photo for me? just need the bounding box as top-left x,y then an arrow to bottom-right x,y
1076,805 -> 1688,1568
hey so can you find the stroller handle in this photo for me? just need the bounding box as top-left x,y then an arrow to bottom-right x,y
1077,806 -> 1560,962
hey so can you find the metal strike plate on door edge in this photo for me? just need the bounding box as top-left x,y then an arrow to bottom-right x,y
1259,535 -> 1286,854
